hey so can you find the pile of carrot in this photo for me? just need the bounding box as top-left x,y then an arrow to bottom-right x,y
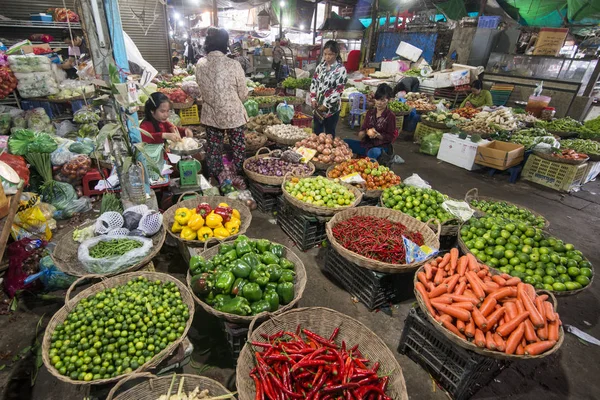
415,248 -> 562,356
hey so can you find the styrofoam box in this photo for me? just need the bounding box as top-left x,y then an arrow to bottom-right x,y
396,41 -> 423,62
437,133 -> 489,171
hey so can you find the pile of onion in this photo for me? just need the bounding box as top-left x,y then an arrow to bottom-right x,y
294,133 -> 352,165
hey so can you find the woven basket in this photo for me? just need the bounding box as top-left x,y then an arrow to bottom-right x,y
245,132 -> 268,153
172,98 -> 195,109
252,89 -> 276,97
533,150 -> 589,165
393,110 -> 410,116
312,160 -> 336,170
281,175 -> 363,217
51,223 -> 166,277
107,373 -> 233,400
422,119 -> 449,130
236,307 -> 408,400
42,272 -> 195,386
326,207 -> 441,274
413,266 -> 564,360
163,194 -> 252,247
186,238 -> 307,325
548,130 -> 579,138
464,188 -> 550,229
243,147 -> 315,186
325,164 -> 387,199
264,128 -> 308,146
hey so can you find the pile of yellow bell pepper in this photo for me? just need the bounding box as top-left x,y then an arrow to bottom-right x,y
171,202 -> 242,241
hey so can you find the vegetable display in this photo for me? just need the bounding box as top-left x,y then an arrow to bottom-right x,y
88,238 -> 143,258
381,184 -> 454,223
508,134 -> 556,150
284,176 -> 356,208
48,276 -> 190,381
460,217 -> 593,292
0,66 -> 17,99
535,117 -> 593,135
246,114 -> 281,133
388,101 -> 411,113
544,148 -> 588,161
264,124 -> 308,142
406,96 -> 436,112
460,108 -> 517,134
253,87 -> 276,96
172,203 -> 242,241
453,107 -> 481,120
327,158 -> 401,190
294,134 -> 352,165
188,237 -> 296,316
560,139 -> 600,157
415,252 -> 562,356
245,131 -> 266,149
469,199 -> 546,228
159,88 -> 191,104
248,326 -> 393,399
583,115 -> 600,134
424,111 -> 467,124
245,156 -> 312,177
332,216 -> 424,264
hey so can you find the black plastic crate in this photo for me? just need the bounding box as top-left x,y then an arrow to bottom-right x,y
359,196 -> 380,206
220,320 -> 249,364
277,197 -> 327,251
398,308 -> 509,400
323,247 -> 414,310
249,181 -> 281,213
439,235 -> 458,251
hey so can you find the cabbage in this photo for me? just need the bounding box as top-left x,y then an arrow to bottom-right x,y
244,99 -> 259,117
419,132 -> 444,156
277,102 -> 294,124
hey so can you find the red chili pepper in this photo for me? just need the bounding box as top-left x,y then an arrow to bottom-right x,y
269,372 -> 304,398
329,327 -> 340,341
303,329 -> 339,349
290,359 -> 328,373
322,383 -> 360,393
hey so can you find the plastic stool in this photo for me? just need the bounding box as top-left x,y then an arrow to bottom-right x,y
348,92 -> 367,129
82,168 -> 110,196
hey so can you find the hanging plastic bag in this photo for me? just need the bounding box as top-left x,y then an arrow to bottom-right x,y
55,120 -> 78,137
77,235 -> 153,274
11,193 -> 53,240
50,141 -> 77,166
442,200 -> 474,222
23,256 -> 76,291
403,173 -> 431,189
244,99 -> 259,117
436,100 -> 448,113
277,102 -> 294,124
69,137 -> 95,155
167,110 -> 181,126
420,132 -> 444,156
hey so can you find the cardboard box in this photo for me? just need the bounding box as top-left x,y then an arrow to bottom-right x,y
21,43 -> 51,54
533,28 -> 568,57
437,133 -> 488,171
475,141 -> 524,170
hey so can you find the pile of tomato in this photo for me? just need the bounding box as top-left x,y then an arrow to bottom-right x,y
327,158 -> 401,191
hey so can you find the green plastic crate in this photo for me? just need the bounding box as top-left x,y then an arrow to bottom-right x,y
414,122 -> 443,144
522,155 -> 588,192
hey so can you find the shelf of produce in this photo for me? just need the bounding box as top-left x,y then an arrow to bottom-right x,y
0,182 -> 24,263
0,20 -> 81,30
1,40 -> 69,49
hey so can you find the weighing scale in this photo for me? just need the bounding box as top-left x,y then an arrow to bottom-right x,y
169,139 -> 206,188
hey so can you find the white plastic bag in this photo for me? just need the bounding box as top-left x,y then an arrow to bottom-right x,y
442,200 -> 474,222
436,100 -> 448,113
78,235 -> 153,274
404,174 -> 431,189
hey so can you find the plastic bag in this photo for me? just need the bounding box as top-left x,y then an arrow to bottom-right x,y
23,256 -> 77,291
55,120 -> 78,137
50,141 -> 77,166
4,238 -> 46,297
69,137 -> 95,155
78,123 -> 99,137
181,81 -> 200,98
0,113 -> 10,134
53,197 -> 92,220
40,181 -> 92,220
403,174 -> 431,189
277,102 -> 294,124
78,235 -> 153,274
167,110 -> 181,126
25,108 -> 53,133
244,99 -> 259,117
436,100 -> 448,113
442,200 -> 474,222
73,107 -> 100,124
11,193 -> 53,240
420,132 -> 444,156
403,236 -> 438,264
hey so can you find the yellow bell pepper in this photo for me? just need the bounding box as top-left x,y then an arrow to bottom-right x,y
232,209 -> 241,220
171,221 -> 183,233
224,220 -> 240,235
213,225 -> 230,240
174,208 -> 192,225
218,202 -> 230,208
197,226 -> 214,241
205,212 -> 223,229
180,226 -> 197,240
188,214 -> 205,231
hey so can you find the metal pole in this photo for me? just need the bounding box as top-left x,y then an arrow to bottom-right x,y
313,1 -> 318,45
279,4 -> 283,39
78,0 -> 111,81
213,0 -> 218,26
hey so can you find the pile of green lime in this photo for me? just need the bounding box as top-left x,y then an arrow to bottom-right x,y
460,217 -> 593,292
48,276 -> 190,382
381,184 -> 454,223
469,199 -> 547,228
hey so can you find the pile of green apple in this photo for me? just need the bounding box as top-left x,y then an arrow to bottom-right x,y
381,184 -> 454,223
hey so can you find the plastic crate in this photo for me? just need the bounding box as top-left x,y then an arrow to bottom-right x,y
277,197 -> 327,251
522,155 -> 588,192
359,196 -> 380,206
414,122 -> 443,144
478,16 -> 501,29
399,308 -> 509,400
395,115 -> 404,129
179,104 -> 200,125
291,113 -> 313,128
219,320 -> 249,364
323,247 -> 414,310
248,181 -> 281,213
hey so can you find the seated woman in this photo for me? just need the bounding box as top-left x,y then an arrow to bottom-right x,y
460,80 -> 493,108
345,84 -> 397,160
140,92 -> 193,144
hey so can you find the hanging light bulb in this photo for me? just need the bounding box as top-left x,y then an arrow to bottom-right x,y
173,11 -> 181,20
178,20 -> 185,27
299,24 -> 305,30
280,0 -> 285,7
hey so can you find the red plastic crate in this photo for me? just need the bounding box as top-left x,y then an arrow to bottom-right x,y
291,113 -> 313,128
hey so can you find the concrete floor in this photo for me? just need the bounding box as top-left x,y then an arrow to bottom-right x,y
1,124 -> 600,399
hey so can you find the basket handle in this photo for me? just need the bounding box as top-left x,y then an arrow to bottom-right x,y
254,147 -> 271,158
177,191 -> 202,204
425,218 -> 442,241
203,237 -> 224,252
247,311 -> 272,341
64,274 -> 105,312
464,188 -> 479,203
106,372 -> 156,400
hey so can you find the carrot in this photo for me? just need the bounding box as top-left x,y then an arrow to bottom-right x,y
489,286 -> 517,301
465,272 -> 486,300
471,307 -> 488,330
456,319 -> 466,333
429,284 -> 450,299
524,340 -> 556,356
518,284 -> 544,328
417,272 -> 429,287
448,294 -> 479,305
524,284 -> 536,301
505,323 -> 525,354
479,297 -> 497,317
465,318 -> 476,338
452,302 -> 474,311
474,329 -> 486,348
515,299 -> 525,314
538,322 -> 548,341
424,264 -> 433,281
449,248 -> 459,271
485,307 -> 505,330
415,282 -> 436,317
535,297 -> 546,321
485,331 -> 497,351
438,314 -> 452,324
538,294 -> 548,302
500,273 -> 512,280
440,317 -> 466,340
467,253 -> 480,272
483,276 -> 492,283
504,302 -> 518,321
431,303 -> 471,322
431,297 -> 453,305
523,319 -> 538,342
493,333 -> 506,352
516,344 -> 525,355
454,281 -> 467,296
497,311 -> 530,338
544,302 -> 556,322
484,282 -> 500,293
548,320 -> 559,342
505,277 -> 521,286
434,267 -> 446,286
446,275 -> 460,294
492,275 -> 507,286
438,252 -> 451,270
430,259 -> 439,268
457,256 -> 468,277
477,269 -> 488,279
435,256 -> 443,263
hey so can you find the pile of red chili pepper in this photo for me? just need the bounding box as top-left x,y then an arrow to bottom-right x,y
250,326 -> 391,400
331,216 -> 424,264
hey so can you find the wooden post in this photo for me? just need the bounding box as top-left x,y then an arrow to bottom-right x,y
213,0 -> 219,26
313,1 -> 318,45
364,0 -> 379,65
78,0 -> 111,81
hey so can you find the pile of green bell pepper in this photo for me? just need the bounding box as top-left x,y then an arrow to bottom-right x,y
188,235 -> 296,316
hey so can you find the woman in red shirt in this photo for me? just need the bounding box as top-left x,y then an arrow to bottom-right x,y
139,92 -> 193,144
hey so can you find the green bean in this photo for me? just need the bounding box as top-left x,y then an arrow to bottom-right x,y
89,239 -> 143,258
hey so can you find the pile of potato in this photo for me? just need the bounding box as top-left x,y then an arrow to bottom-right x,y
246,113 -> 282,133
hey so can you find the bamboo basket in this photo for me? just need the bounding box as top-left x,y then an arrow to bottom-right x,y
244,132 -> 268,153
163,194 -> 252,247
51,223 -> 166,277
464,188 -> 549,229
236,307 -> 408,400
42,272 -> 195,385
533,150 -> 589,165
312,160 -> 337,170
107,373 -> 233,400
281,174 -> 363,217
186,238 -> 307,325
421,119 -> 449,130
326,207 -> 440,274
243,147 -> 315,186
413,265 -> 564,360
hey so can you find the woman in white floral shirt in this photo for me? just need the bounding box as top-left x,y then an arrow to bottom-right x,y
310,40 -> 347,137
196,27 -> 248,178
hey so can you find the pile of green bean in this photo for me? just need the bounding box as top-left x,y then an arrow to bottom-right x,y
89,239 -> 143,258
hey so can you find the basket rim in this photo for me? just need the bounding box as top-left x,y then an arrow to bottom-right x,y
421,119 -> 449,130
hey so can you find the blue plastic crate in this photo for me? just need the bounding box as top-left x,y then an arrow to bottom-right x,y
30,14 -> 53,22
478,16 -> 501,29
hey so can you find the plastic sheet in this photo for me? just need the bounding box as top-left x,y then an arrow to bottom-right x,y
78,235 -> 153,275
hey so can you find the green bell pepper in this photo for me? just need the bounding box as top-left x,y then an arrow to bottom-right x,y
236,240 -> 253,258
261,252 -> 280,266
242,282 -> 263,302
212,254 -> 224,266
189,255 -> 206,275
215,271 -> 235,294
279,269 -> 295,283
205,292 -> 216,305
219,243 -> 236,255
267,264 -> 282,283
241,253 -> 260,269
270,244 -> 285,258
256,239 -> 271,253
231,278 -> 248,296
249,267 -> 270,287
265,282 -> 278,293
190,273 -> 213,296
235,234 -> 249,244
213,294 -> 232,309
222,249 -> 238,263
263,290 -> 280,312
250,299 -> 271,315
277,282 -> 294,305
218,297 -> 252,316
231,259 -> 252,279
279,258 -> 295,270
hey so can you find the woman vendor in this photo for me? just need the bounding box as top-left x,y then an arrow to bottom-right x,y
344,84 -> 396,160
140,92 -> 193,144
460,80 -> 493,108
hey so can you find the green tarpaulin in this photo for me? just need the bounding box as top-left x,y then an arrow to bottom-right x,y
435,0 -> 468,20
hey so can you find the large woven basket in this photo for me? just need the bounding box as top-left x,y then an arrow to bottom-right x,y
325,164 -> 386,199
264,128 -> 308,146
282,175 -> 363,216
243,147 -> 315,186
548,130 -> 578,138
464,188 -> 549,229
326,207 -> 440,274
422,119 -> 449,130
413,265 -> 564,360
236,307 -> 408,400
533,150 -> 589,165
163,194 -> 252,247
186,238 -> 307,325
42,272 -> 195,385
107,373 -> 233,400
312,160 -> 336,170
172,98 -> 195,109
51,223 -> 166,277
245,132 -> 268,153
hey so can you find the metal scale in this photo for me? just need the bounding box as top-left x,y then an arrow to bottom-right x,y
169,139 -> 206,187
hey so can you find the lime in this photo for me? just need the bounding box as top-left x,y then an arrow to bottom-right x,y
556,265 -> 567,274
543,283 -> 554,291
575,275 -> 591,287
545,268 -> 558,277
557,274 -> 571,283
552,282 -> 567,291
580,268 -> 592,278
504,250 -> 515,259
543,276 -> 555,285
565,282 -> 579,291
567,267 -> 580,277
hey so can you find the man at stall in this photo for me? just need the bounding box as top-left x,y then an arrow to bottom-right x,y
272,39 -> 284,82
57,31 -> 89,79
393,76 -> 420,98
460,80 -> 493,108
